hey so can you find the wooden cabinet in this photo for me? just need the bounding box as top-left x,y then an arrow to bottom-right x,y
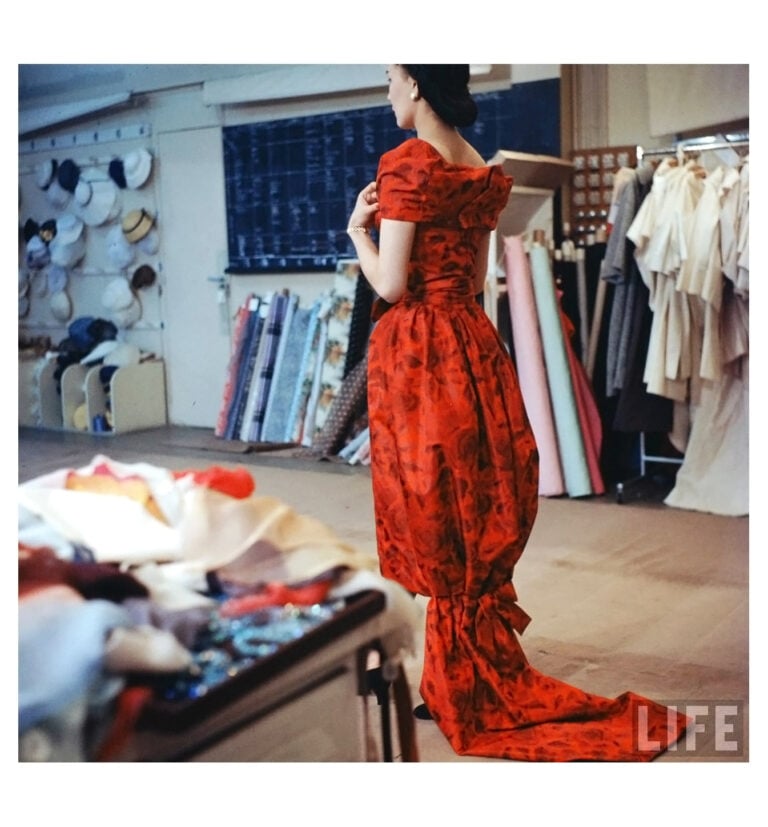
19,356 -> 167,434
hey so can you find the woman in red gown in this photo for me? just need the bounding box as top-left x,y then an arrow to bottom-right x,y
346,64 -> 688,761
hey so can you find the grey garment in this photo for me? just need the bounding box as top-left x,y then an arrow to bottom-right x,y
602,166 -> 655,396
608,164 -> 673,435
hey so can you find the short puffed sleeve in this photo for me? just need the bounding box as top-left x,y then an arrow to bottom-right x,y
376,140 -> 437,223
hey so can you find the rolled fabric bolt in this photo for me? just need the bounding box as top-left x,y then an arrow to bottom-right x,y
528,243 -> 592,497
503,235 -> 564,496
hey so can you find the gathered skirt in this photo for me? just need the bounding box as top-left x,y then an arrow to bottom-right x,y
367,296 -> 687,760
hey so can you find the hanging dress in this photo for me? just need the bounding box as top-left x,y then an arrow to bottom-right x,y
366,138 -> 688,761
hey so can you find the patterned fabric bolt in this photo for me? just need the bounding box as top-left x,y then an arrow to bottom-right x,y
366,138 -> 688,761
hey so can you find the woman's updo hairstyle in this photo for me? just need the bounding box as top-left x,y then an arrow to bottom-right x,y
402,64 -> 478,128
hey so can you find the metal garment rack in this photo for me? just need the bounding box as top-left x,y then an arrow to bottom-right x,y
636,133 -> 749,162
616,133 -> 749,502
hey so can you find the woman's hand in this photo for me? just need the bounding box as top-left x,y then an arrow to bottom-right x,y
348,181 -> 379,229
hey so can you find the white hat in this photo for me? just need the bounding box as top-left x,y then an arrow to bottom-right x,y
81,340 -> 120,364
30,267 -> 49,297
73,173 -> 120,227
45,177 -> 71,209
123,148 -> 152,189
102,276 -> 135,311
106,224 -> 136,269
137,227 -> 160,255
111,296 -> 142,329
50,289 -> 73,322
49,213 -> 86,267
19,269 -> 30,297
104,342 -> 142,366
54,213 -> 85,245
47,264 -> 68,294
34,159 -> 57,190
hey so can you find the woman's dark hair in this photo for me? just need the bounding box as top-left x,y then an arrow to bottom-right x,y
401,64 -> 478,128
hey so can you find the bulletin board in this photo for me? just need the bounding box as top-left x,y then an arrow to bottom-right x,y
222,79 -> 560,273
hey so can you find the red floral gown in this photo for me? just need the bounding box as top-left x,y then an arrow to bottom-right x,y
367,138 -> 688,761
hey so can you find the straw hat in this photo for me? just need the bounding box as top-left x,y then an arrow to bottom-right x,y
122,208 -> 155,243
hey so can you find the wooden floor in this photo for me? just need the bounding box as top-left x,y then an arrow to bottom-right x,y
18,425 -> 750,769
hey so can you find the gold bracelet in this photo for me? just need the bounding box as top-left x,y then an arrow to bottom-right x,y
347,226 -> 368,234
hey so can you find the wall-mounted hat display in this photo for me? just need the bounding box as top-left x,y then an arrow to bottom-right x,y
21,138 -> 160,350
106,224 -> 136,269
122,208 -> 155,243
123,148 -> 153,189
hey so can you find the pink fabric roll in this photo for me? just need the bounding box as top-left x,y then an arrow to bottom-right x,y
503,236 -> 565,496
558,294 -> 605,496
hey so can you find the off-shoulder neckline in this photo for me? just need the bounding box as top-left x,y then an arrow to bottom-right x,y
407,137 -> 493,172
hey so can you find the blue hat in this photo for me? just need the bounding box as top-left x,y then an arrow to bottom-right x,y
108,158 -> 127,189
57,159 -> 81,193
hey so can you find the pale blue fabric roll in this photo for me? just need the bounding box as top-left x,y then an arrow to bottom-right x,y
529,244 -> 592,497
284,299 -> 322,443
262,301 -> 310,443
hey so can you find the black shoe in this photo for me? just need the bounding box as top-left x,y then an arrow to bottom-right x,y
413,703 -> 433,720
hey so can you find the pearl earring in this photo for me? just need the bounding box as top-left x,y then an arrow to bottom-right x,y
410,91 -> 418,101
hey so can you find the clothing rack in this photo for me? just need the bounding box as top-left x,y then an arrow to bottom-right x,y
636,134 -> 749,162
616,133 -> 748,503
